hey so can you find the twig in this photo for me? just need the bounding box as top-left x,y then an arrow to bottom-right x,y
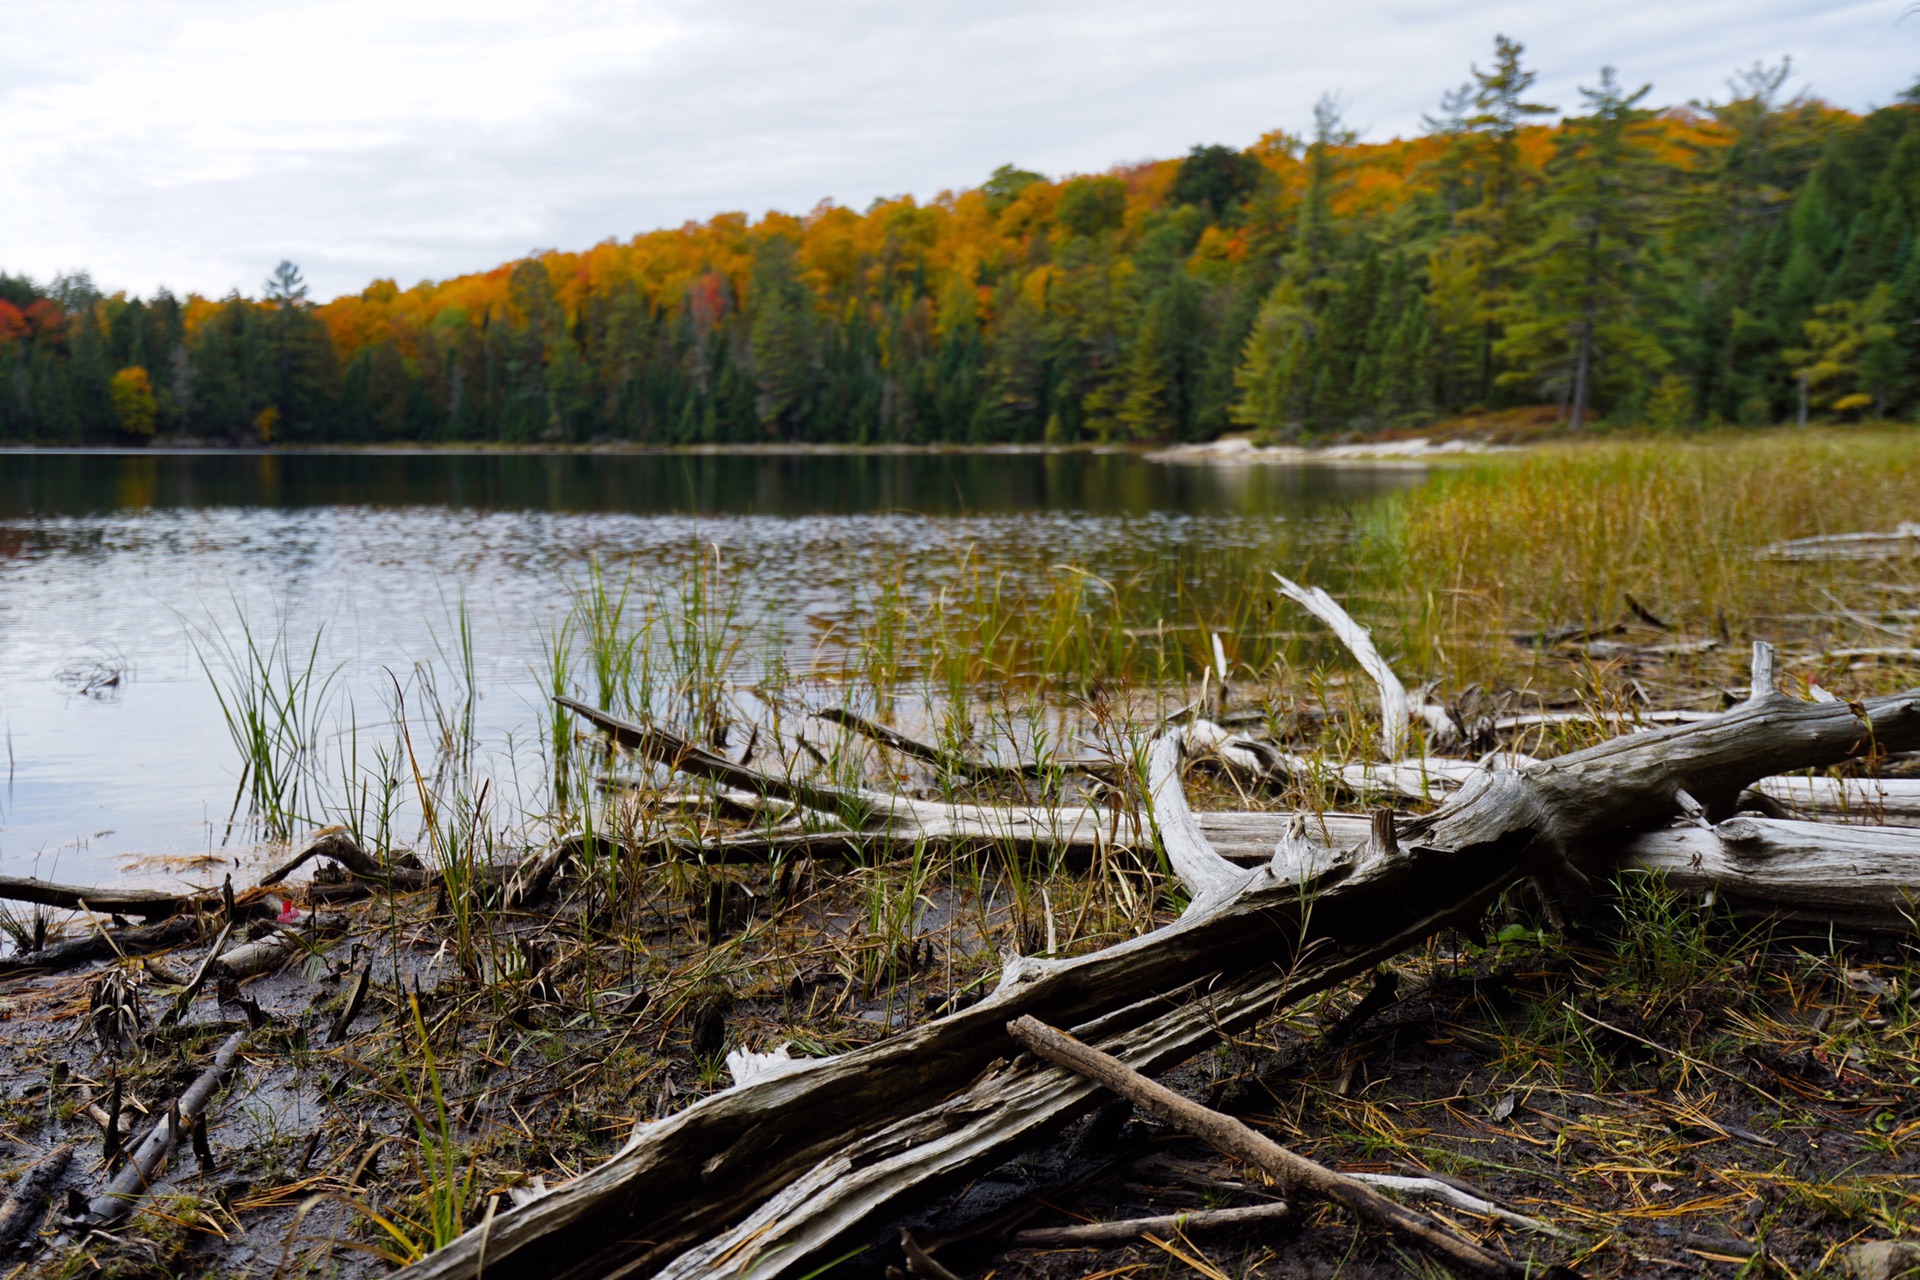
1012,1200 -> 1292,1248
1564,1004 -> 1784,1109
1006,1015 -> 1524,1277
327,964 -> 372,1044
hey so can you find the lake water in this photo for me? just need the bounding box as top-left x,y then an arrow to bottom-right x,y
0,449 -> 1421,888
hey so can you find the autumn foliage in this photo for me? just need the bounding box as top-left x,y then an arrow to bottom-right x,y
2,42 -> 1914,443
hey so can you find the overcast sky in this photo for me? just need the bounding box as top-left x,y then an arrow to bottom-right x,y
3,0 -> 1913,303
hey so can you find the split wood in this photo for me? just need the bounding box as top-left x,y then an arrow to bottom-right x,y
1005,1014 -> 1522,1277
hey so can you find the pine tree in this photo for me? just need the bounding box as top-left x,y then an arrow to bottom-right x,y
1450,36 -> 1557,400
748,236 -> 819,439
1496,68 -> 1671,428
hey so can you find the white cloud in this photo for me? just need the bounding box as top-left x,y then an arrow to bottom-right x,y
3,0 -> 1913,301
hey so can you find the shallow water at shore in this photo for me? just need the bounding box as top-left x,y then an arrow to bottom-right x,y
0,449 -> 1420,886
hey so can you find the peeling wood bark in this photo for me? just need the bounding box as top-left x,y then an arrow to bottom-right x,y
1623,817 -> 1920,931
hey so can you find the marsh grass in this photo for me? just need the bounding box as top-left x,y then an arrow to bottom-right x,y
191,606 -> 341,842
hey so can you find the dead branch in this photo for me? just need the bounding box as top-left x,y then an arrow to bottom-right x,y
1623,817 -> 1920,931
1010,1200 -> 1292,1248
0,878 -> 203,921
0,916 -> 202,977
257,828 -> 434,891
813,709 -> 1112,783
1273,573 -> 1460,755
1005,1015 -> 1522,1277
75,1030 -> 247,1230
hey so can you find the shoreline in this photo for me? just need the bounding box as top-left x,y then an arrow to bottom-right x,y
0,437 -> 1495,465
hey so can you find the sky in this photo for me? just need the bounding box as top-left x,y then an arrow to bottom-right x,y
3,0 -> 1914,303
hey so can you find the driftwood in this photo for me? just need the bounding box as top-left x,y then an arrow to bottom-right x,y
1011,1200 -> 1291,1248
1006,1015 -> 1520,1276
1761,522 -> 1920,561
0,877 -> 205,920
0,1143 -> 72,1252
76,1030 -> 247,1230
812,709 -> 1112,783
0,916 -> 202,977
396,648 -> 1920,1280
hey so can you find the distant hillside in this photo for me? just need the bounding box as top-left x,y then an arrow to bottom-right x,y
2,40 -> 1912,446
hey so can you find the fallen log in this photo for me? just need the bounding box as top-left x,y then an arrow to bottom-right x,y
397,651 -> 1920,1280
1623,817 -> 1920,931
211,914 -> 347,982
0,1143 -> 73,1252
1006,1014 -> 1521,1276
0,915 -> 202,978
0,877 -> 203,920
1752,776 -> 1920,828
76,1030 -> 247,1230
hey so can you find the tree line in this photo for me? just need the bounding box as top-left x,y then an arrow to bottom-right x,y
4,40 -> 1917,446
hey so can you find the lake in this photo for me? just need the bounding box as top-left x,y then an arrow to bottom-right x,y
0,448 -> 1421,887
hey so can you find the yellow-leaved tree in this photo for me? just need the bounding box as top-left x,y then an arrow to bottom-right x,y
1785,284 -> 1897,420
108,366 -> 157,436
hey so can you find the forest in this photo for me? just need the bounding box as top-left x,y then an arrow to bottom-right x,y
4,40 -> 1918,446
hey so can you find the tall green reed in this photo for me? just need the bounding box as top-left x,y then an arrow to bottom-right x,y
191,606 -> 341,842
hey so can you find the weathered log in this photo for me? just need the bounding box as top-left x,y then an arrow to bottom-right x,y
1006,1015 -> 1521,1277
0,915 -> 202,978
1623,817 -> 1920,931
210,914 -> 346,982
1492,709 -> 1714,733
1752,776 -> 1920,828
648,891 -> 1496,1280
0,1143 -> 73,1252
77,1030 -> 246,1229
397,665 -> 1920,1280
0,877 -> 202,920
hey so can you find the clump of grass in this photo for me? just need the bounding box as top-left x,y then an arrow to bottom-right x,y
190,606 -> 341,842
